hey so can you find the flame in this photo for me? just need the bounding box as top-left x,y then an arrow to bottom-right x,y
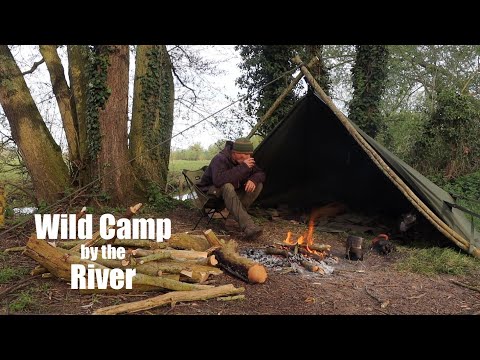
282,203 -> 345,256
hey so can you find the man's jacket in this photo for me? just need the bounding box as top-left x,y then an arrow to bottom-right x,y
197,141 -> 266,192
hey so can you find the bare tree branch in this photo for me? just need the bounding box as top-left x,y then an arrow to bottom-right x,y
171,64 -> 197,102
21,59 -> 45,75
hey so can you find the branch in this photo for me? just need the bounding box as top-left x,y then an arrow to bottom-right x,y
21,59 -> 45,76
171,64 -> 197,102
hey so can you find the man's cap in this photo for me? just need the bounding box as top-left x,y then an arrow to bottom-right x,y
232,138 -> 254,154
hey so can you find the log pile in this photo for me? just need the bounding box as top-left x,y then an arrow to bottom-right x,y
19,204 -> 267,314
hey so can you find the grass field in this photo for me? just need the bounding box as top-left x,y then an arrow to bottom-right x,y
169,159 -> 210,172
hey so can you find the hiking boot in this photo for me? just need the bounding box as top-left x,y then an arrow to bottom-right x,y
225,218 -> 240,231
243,224 -> 263,240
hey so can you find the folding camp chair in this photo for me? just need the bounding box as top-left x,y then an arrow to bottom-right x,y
182,167 -> 227,230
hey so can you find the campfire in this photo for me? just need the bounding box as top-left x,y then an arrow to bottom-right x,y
244,204 -> 345,275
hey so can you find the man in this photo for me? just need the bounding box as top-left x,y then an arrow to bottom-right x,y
197,138 -> 265,239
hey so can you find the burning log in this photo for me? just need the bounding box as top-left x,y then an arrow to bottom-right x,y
276,241 -> 331,254
213,240 -> 267,284
93,284 -> 245,315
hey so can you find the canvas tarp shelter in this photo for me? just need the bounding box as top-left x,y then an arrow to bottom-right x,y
253,92 -> 480,256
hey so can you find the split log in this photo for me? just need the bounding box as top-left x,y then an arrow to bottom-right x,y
213,240 -> 267,284
168,233 -> 210,251
93,284 -> 245,315
204,229 -> 224,248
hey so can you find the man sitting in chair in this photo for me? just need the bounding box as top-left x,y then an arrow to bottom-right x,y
197,138 -> 265,240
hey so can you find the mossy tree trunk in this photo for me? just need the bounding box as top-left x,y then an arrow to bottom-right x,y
88,45 -> 139,205
305,45 -> 331,96
67,45 -> 90,186
348,45 -> 389,138
0,45 -> 70,204
130,45 -> 174,192
39,45 -> 81,177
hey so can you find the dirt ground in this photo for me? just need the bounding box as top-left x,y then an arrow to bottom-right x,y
1,206 -> 480,315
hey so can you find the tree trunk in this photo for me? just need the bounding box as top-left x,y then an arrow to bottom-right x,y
39,45 -> 80,168
90,45 -> 138,205
0,45 -> 70,203
130,45 -> 174,192
67,45 -> 90,186
305,45 -> 331,96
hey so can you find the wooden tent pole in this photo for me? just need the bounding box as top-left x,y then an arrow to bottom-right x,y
246,56 -> 319,139
292,54 -> 479,258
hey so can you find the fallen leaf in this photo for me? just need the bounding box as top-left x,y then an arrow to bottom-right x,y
381,300 -> 390,309
305,296 -> 316,303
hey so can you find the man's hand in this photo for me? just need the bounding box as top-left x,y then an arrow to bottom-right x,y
245,180 -> 256,193
243,157 -> 256,168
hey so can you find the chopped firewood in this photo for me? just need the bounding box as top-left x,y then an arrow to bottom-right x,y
70,203 -> 143,251
25,235 -> 213,292
180,270 -> 209,283
168,233 -> 210,251
213,240 -> 267,284
59,239 -> 168,250
265,247 -> 289,257
4,246 -> 26,253
30,265 -> 48,276
204,229 -> 224,248
132,249 -> 208,261
300,260 -> 319,272
93,284 -> 245,315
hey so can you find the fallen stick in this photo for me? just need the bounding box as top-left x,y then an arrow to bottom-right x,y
93,284 -> 245,315
216,295 -> 245,301
0,275 -> 41,300
3,246 -> 26,253
450,279 -> 480,293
